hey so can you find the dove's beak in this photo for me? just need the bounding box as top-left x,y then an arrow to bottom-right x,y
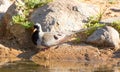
33,28 -> 37,33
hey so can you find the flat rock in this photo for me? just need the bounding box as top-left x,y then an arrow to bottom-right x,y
32,44 -> 110,62
0,44 -> 22,57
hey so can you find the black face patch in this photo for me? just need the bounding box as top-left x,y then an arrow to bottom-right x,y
34,25 -> 39,30
31,30 -> 39,45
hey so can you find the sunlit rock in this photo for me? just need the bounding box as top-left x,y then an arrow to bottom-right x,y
31,44 -> 103,62
30,0 -> 99,47
86,26 -> 120,49
30,0 -> 99,35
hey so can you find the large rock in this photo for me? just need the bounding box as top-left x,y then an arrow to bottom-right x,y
0,0 -> 34,49
30,0 -> 99,47
0,0 -> 13,36
0,0 -> 13,20
30,0 -> 99,35
0,0 -> 23,36
86,26 -> 120,49
0,0 -> 99,48
10,24 -> 34,49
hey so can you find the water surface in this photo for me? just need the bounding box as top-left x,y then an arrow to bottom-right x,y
0,59 -> 120,72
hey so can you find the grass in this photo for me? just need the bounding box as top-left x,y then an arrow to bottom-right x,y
84,11 -> 106,36
110,20 -> 120,33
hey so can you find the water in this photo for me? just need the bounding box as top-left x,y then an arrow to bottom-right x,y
0,59 -> 120,72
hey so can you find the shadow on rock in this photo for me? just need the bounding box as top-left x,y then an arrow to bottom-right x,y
112,49 -> 120,58
0,24 -> 38,59
110,8 -> 120,12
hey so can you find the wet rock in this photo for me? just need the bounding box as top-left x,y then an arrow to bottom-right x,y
0,44 -> 21,66
30,0 -> 99,35
86,26 -> 120,49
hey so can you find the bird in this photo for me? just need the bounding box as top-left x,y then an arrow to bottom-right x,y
32,23 -> 43,45
31,23 -> 67,49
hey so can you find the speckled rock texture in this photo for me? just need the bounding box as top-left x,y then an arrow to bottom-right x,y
30,0 -> 99,35
86,26 -> 120,49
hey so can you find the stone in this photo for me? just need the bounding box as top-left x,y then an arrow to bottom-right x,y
0,44 -> 22,57
0,0 -> 13,20
0,0 -> 34,49
32,44 -> 102,62
100,17 -> 120,24
86,26 -> 120,49
30,0 -> 99,35
0,0 -> 14,36
10,24 -> 34,49
0,0 -> 24,36
30,0 -> 99,46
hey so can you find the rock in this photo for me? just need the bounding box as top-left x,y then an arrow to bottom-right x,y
0,0 -> 13,36
0,0 -> 34,49
1,0 -> 25,33
100,17 -> 120,24
110,7 -> 120,12
32,44 -> 103,62
30,0 -> 99,47
86,26 -> 120,49
0,0 -> 13,20
30,0 -> 99,35
10,24 -> 34,49
0,44 -> 22,57
0,44 -> 21,66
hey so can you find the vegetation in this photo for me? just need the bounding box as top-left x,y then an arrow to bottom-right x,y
12,0 -> 53,29
108,0 -> 117,4
84,12 -> 105,36
24,0 -> 53,9
110,20 -> 120,33
70,13 -> 105,44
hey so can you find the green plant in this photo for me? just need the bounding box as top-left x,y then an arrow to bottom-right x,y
24,0 -> 53,9
84,12 -> 105,36
108,0 -> 117,4
110,20 -> 120,33
84,23 -> 105,36
12,15 -> 33,29
12,0 -> 53,29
